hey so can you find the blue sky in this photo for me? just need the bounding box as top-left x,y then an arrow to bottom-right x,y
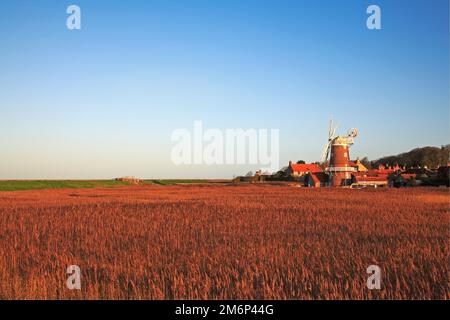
0,0 -> 448,179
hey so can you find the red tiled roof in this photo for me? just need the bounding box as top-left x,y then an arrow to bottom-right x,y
290,163 -> 323,173
354,176 -> 388,182
352,172 -> 365,177
373,169 -> 396,175
355,170 -> 388,177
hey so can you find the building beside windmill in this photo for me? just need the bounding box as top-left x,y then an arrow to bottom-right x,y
282,161 -> 324,184
349,159 -> 368,172
286,161 -> 323,177
304,172 -> 329,187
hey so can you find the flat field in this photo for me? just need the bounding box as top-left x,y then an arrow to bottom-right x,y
0,179 -> 218,191
0,184 -> 448,299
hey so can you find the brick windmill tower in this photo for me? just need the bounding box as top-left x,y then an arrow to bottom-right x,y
321,120 -> 358,186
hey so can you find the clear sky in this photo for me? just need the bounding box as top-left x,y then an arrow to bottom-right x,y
0,0 -> 448,179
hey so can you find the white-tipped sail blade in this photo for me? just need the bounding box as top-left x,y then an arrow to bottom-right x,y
321,141 -> 331,163
328,119 -> 333,138
331,123 -> 338,139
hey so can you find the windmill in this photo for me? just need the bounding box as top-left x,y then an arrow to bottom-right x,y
321,120 -> 358,186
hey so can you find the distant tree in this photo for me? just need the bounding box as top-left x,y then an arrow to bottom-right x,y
372,146 -> 450,169
296,160 -> 306,164
245,171 -> 254,177
440,145 -> 450,165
